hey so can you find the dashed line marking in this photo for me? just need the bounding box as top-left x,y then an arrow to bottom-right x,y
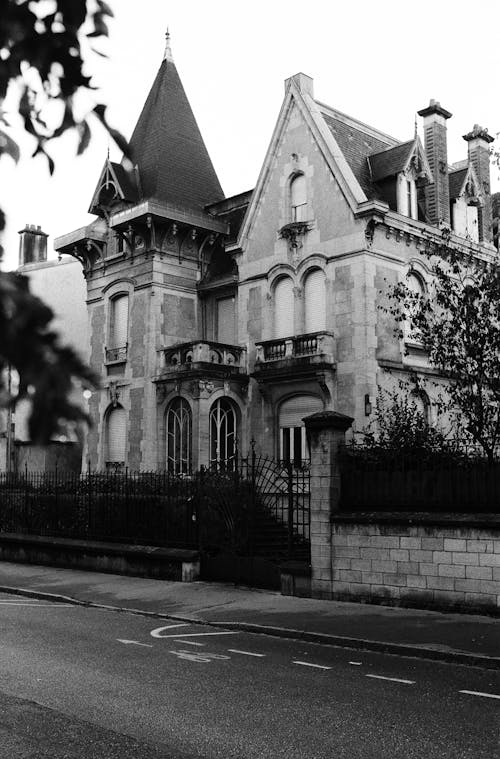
151,631 -> 237,639
228,649 -> 265,658
366,674 -> 415,685
175,640 -> 205,647
117,639 -> 153,648
459,690 -> 500,701
293,660 -> 331,670
349,661 -> 362,666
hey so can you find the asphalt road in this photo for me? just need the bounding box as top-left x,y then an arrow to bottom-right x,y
0,593 -> 498,758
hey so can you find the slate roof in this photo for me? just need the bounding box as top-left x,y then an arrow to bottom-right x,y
124,56 -> 224,211
318,106 -> 396,198
111,162 -> 139,202
368,141 -> 415,182
448,168 -> 468,200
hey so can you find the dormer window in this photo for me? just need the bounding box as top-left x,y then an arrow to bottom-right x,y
290,174 -> 307,222
397,172 -> 416,219
449,166 -> 481,243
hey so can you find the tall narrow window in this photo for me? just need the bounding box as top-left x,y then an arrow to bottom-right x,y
279,396 -> 322,466
405,272 -> 425,342
304,270 -> 326,333
274,277 -> 294,339
290,174 -> 307,222
166,398 -> 192,475
406,180 -> 413,218
209,398 -> 237,468
216,296 -> 236,344
106,405 -> 126,469
110,294 -> 129,349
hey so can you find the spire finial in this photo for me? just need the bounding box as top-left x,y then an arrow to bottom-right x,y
414,113 -> 418,140
163,28 -> 173,62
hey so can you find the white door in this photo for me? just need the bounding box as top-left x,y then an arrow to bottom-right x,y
279,395 -> 323,464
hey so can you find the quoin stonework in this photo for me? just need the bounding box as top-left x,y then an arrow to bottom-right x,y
48,36 -> 498,473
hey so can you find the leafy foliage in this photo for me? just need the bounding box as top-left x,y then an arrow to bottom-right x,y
355,389 -> 458,462
386,234 -> 500,463
0,1 -> 128,444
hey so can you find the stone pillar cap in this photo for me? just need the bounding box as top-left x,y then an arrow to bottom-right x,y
303,410 -> 353,431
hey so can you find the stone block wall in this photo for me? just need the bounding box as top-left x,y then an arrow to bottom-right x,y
329,517 -> 500,614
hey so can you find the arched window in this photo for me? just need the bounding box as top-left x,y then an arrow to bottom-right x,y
106,405 -> 126,469
304,269 -> 326,333
290,174 -> 307,222
405,272 -> 425,342
209,398 -> 238,468
411,392 -> 430,425
166,398 -> 192,475
279,396 -> 323,466
110,294 -> 129,349
274,277 -> 294,338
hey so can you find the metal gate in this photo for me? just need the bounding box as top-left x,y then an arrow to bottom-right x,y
198,445 -> 310,589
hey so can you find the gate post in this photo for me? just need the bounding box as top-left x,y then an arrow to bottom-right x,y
303,411 -> 353,600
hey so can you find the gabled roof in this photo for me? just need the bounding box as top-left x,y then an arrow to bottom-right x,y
125,50 -> 224,212
368,141 -> 415,181
448,168 -> 468,200
88,159 -> 138,215
318,104 -> 396,198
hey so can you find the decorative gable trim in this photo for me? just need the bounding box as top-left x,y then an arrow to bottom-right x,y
88,160 -> 136,216
237,78 -> 367,252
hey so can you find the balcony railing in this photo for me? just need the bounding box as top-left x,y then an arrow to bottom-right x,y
161,340 -> 247,373
255,331 -> 335,364
105,345 -> 128,363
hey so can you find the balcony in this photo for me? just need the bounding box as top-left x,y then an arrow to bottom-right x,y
105,345 -> 128,364
253,331 -> 335,382
159,340 -> 248,382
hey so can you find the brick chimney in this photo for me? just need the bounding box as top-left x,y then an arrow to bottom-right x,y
463,124 -> 494,243
417,100 -> 452,226
18,224 -> 48,267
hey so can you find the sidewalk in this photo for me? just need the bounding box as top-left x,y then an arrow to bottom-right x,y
0,561 -> 499,669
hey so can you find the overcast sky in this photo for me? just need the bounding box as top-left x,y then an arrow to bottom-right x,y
1,0 -> 500,270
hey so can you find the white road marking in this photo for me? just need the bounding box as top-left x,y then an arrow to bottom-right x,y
150,624 -> 190,637
349,661 -> 362,666
169,649 -> 231,663
117,639 -> 153,648
459,690 -> 500,701
366,674 -> 415,685
293,660 -> 331,670
151,630 -> 237,639
228,649 -> 265,658
175,640 -> 205,646
0,602 -> 74,606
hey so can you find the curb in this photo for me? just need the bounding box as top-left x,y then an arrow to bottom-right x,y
1,585 -> 499,671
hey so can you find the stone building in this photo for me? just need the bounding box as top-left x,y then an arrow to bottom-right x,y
55,37 -> 496,472
0,224 -> 89,473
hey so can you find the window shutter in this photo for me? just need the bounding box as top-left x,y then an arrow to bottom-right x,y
274,278 -> 294,338
217,297 -> 236,344
107,407 -> 126,462
304,270 -> 326,333
111,295 -> 129,348
279,396 -> 323,428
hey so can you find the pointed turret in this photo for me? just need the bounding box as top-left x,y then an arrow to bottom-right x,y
124,32 -> 224,212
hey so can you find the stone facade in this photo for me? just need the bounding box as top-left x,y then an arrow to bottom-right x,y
53,42 -> 497,473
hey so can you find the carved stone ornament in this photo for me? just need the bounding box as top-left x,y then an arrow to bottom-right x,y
198,380 -> 214,398
156,384 -> 167,404
109,381 -> 120,408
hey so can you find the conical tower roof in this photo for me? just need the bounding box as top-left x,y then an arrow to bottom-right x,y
125,35 -> 224,211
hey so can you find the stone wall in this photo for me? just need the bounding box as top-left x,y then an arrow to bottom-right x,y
330,516 -> 500,614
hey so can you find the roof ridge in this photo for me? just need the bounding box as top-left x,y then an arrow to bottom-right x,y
315,99 -> 400,146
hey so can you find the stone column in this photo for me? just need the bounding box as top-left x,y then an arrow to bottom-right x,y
303,410 -> 353,599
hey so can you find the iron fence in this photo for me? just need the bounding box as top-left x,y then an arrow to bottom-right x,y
0,470 -> 199,548
0,454 -> 311,559
339,446 -> 500,512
